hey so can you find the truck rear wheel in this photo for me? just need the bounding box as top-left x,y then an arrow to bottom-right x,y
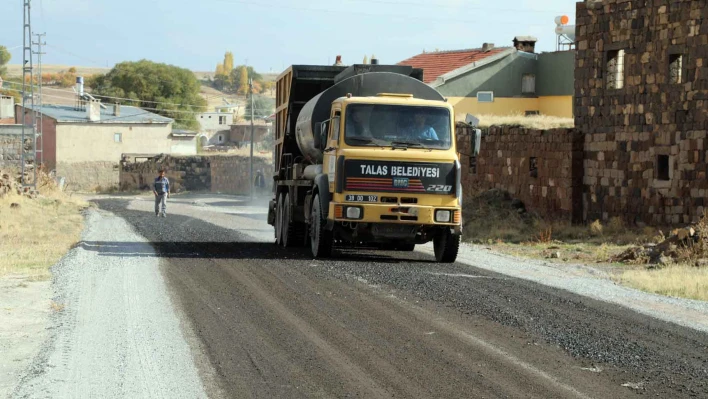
433,230 -> 460,263
282,193 -> 305,247
310,194 -> 333,258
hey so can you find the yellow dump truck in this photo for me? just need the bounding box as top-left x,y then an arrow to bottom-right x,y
268,62 -> 462,262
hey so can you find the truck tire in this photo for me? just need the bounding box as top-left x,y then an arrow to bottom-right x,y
275,194 -> 284,245
310,194 -> 333,258
282,193 -> 305,247
433,230 -> 460,263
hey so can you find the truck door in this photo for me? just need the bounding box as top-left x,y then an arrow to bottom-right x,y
324,109 -> 341,192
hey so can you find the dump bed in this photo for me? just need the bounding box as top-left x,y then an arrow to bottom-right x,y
275,66 -> 345,174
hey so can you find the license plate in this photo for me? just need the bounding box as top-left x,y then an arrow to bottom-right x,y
345,195 -> 378,203
393,178 -> 409,188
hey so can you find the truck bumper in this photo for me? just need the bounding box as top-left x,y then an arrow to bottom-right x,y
328,202 -> 461,227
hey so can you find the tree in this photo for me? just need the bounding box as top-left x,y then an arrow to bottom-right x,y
363,55 -> 369,64
0,45 -> 11,77
215,63 -> 225,76
91,60 -> 207,130
223,52 -> 234,74
230,65 -> 264,95
238,66 -> 249,95
245,94 -> 275,121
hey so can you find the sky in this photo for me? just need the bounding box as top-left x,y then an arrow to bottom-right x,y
0,0 -> 578,74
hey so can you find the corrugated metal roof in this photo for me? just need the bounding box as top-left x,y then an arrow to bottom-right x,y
23,104 -> 173,124
397,47 -> 512,84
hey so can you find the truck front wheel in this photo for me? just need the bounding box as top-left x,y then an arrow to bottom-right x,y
433,230 -> 460,263
310,194 -> 333,258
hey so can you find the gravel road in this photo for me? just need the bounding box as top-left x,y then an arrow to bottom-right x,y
11,209 -> 211,399
86,195 -> 707,398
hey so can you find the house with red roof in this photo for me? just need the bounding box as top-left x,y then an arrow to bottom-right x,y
398,37 -> 574,119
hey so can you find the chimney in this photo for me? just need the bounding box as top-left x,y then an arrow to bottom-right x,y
513,36 -> 538,53
76,76 -> 84,96
87,99 -> 101,122
482,43 -> 495,52
334,55 -> 343,66
371,55 -> 379,65
114,103 -> 121,117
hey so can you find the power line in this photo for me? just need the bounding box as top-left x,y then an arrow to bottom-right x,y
342,0 -> 568,14
196,0 -> 554,26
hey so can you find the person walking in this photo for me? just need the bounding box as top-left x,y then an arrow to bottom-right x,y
254,169 -> 265,196
153,169 -> 170,217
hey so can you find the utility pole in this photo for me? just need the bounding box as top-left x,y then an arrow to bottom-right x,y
249,77 -> 254,202
33,32 -> 45,167
21,0 -> 36,188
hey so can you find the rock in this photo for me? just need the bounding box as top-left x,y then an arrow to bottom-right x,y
658,255 -> 672,266
550,251 -> 561,259
10,203 -> 20,209
695,259 -> 708,268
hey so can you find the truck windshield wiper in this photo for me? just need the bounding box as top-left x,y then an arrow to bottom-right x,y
390,141 -> 424,148
348,137 -> 374,144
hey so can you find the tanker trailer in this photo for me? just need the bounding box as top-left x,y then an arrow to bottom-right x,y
267,63 -> 462,263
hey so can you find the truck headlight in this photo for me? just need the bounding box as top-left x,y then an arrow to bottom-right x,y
346,206 -> 362,220
435,210 -> 452,223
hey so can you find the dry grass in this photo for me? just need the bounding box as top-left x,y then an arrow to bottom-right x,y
618,265 -> 708,301
0,175 -> 87,280
463,189 -> 657,263
470,113 -> 575,130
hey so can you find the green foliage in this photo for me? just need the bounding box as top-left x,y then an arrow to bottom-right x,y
245,94 -> 275,121
91,60 -> 206,130
0,45 -> 11,77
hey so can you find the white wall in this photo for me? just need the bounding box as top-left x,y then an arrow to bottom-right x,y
197,112 -> 233,133
56,123 -> 173,162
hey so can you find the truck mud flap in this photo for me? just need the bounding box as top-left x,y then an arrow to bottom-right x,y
267,200 -> 276,226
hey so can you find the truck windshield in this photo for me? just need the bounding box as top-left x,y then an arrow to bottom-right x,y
344,104 -> 452,150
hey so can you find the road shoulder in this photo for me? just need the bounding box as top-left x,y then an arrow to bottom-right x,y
11,208 -> 209,399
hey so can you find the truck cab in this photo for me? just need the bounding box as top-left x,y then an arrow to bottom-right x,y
269,64 -> 462,263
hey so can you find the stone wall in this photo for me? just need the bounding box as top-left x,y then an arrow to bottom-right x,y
211,156 -> 271,195
119,154 -> 273,195
457,124 -> 584,222
575,0 -> 708,225
57,161 -> 119,192
0,127 -> 23,169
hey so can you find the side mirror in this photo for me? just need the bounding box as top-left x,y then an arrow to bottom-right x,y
319,121 -> 329,150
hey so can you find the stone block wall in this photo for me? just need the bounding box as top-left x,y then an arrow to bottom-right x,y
457,124 -> 584,221
0,129 -> 22,169
575,0 -> 708,225
211,156 -> 271,195
57,161 -> 119,192
119,154 -> 273,195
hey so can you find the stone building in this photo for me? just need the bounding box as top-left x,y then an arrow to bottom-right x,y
575,0 -> 708,225
15,102 -> 175,190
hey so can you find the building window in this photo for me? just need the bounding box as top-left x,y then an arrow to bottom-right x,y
200,115 -> 204,119
522,74 -> 536,94
669,54 -> 683,84
114,133 -> 122,143
219,116 -> 226,125
657,155 -> 670,181
477,91 -> 494,103
469,156 -> 477,174
606,49 -> 625,89
218,134 -> 224,143
529,157 -> 538,178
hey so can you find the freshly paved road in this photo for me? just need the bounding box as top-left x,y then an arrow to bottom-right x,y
92,196 -> 707,399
